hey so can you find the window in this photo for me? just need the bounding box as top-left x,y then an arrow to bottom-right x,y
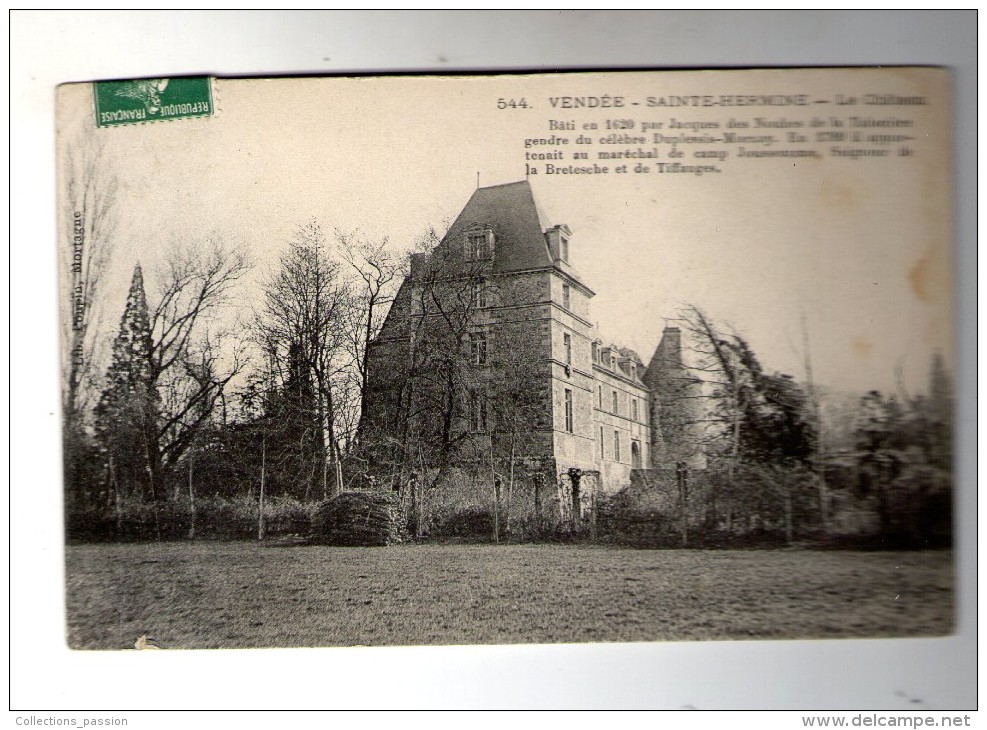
632,398 -> 638,422
591,342 -> 598,363
465,229 -> 493,260
470,392 -> 488,432
562,283 -> 571,310
472,280 -> 487,309
470,331 -> 488,366
612,389 -> 618,414
563,333 -> 572,366
598,384 -> 603,409
564,389 -> 574,433
631,440 -> 642,469
614,430 -> 621,462
600,426 -> 605,459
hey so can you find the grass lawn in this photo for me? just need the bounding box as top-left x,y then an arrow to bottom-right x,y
64,542 -> 953,650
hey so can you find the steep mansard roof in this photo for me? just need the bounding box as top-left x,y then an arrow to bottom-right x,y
440,180 -> 555,274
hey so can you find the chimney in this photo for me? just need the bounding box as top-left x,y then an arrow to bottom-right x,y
658,327 -> 682,367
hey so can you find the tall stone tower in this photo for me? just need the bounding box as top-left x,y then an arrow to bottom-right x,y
643,326 -> 704,469
359,180 -> 597,484
360,180 -> 701,506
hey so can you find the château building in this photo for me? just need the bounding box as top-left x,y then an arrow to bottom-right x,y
360,180 -> 701,500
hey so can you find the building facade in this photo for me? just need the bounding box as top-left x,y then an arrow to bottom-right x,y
360,180 -> 700,498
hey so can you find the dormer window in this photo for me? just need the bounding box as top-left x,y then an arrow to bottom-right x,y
546,224 -> 571,263
465,227 -> 494,260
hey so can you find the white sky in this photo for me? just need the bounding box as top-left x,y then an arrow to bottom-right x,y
59,68 -> 952,397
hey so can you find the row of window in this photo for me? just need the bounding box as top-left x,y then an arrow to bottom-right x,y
599,426 -> 643,467
469,281 -> 569,311
565,390 -> 641,463
472,328 -> 576,369
467,228 -> 571,264
597,384 -> 642,421
480,387 -> 640,465
473,333 -> 643,425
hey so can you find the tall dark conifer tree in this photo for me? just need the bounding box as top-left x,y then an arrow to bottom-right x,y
95,264 -> 160,501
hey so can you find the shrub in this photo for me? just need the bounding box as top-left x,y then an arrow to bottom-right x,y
65,494 -> 319,542
431,507 -> 495,541
310,492 -> 405,546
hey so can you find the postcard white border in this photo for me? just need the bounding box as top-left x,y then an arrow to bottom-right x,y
9,10 -> 977,711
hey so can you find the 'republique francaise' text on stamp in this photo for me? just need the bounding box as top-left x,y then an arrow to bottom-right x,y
93,76 -> 213,127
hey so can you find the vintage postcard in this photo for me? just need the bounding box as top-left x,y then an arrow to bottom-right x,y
58,68 -> 953,650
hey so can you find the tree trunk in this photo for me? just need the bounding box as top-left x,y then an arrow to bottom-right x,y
726,385 -> 743,534
801,313 -> 828,535
188,454 -> 196,539
334,440 -> 344,497
110,455 -> 123,535
589,476 -> 597,541
258,433 -> 267,542
677,461 -> 688,548
322,452 -> 329,500
569,470 -> 581,533
493,478 -> 501,543
407,475 -> 419,537
784,480 -> 793,545
505,439 -> 517,533
317,389 -> 329,499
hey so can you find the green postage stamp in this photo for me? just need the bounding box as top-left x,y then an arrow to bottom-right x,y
93,77 -> 213,127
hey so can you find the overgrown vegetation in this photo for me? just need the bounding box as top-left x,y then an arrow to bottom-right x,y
60,156 -> 952,550
595,308 -> 953,550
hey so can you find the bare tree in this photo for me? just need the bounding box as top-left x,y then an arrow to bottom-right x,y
256,221 -> 352,498
336,230 -> 403,434
677,304 -> 817,537
60,135 -> 118,511
483,277 -> 549,534
677,305 -> 749,529
354,224 -> 494,532
149,238 -> 252,487
800,313 -> 829,530
60,135 -> 118,419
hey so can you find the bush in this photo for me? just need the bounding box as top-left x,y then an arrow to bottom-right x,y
431,507 -> 495,541
310,492 -> 405,546
887,465 -> 952,548
65,494 -> 318,542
